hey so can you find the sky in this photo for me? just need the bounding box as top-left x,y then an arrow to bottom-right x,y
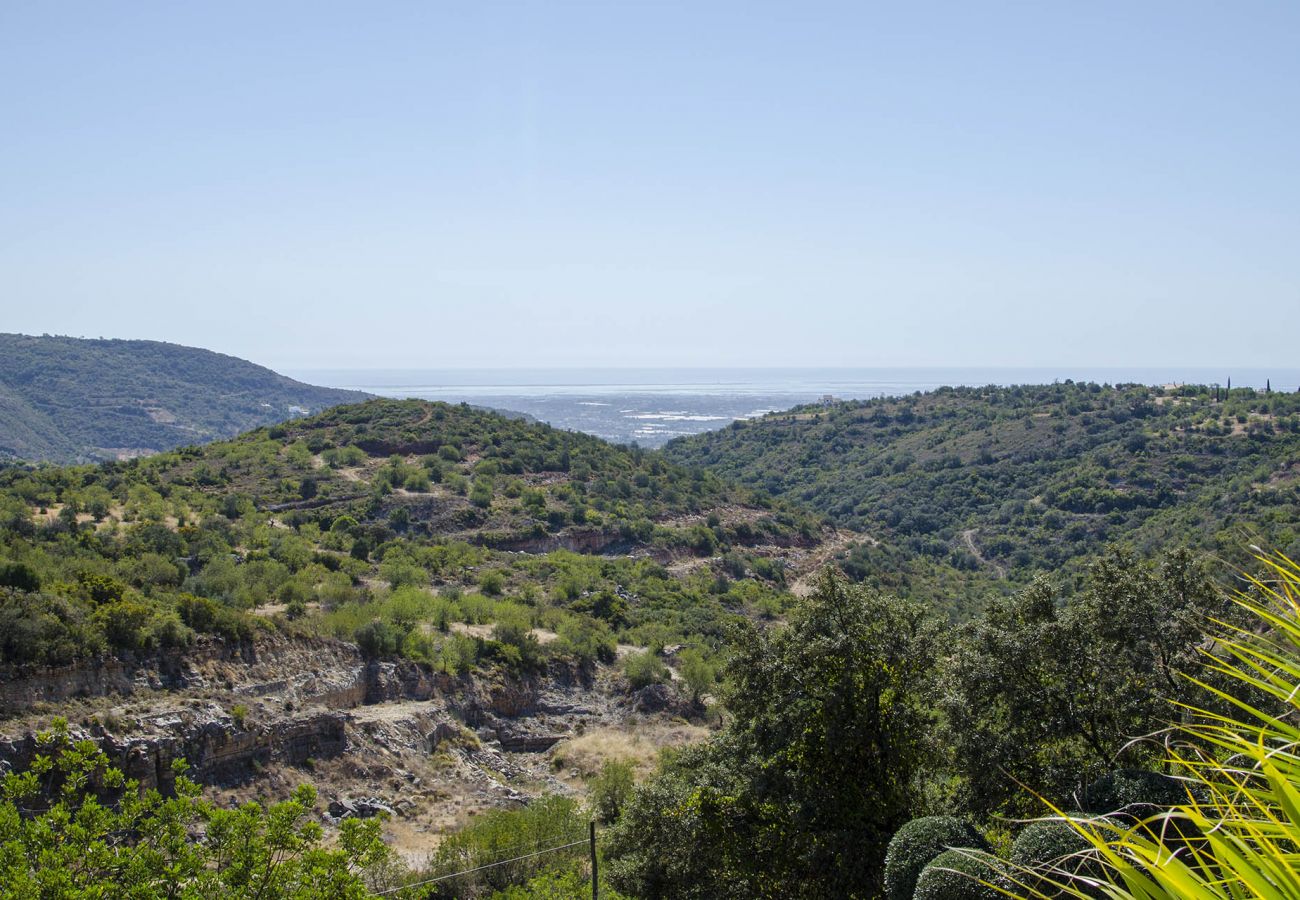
2,2 -> 1297,370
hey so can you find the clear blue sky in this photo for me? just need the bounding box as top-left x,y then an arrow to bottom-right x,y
2,2 -> 1297,369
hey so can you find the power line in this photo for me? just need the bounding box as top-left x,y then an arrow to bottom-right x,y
375,838 -> 590,897
426,828 -> 590,863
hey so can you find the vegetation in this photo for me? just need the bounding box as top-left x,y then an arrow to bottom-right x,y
0,333 -> 368,463
607,572 -> 940,898
883,816 -> 988,900
603,547 -> 1264,897
0,719 -> 388,897
666,382 -> 1300,613
913,849 -> 1002,900
941,547 -> 1233,818
987,552 -> 1300,898
409,796 -> 590,898
0,399 -> 812,679
5,384 -> 1300,898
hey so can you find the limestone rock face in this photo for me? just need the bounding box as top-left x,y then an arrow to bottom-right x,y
0,706 -> 348,791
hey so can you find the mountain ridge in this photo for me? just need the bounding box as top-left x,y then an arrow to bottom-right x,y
0,333 -> 371,463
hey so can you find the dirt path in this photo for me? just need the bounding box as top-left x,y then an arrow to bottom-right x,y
789,529 -> 865,597
666,556 -> 715,578
959,528 -> 1006,578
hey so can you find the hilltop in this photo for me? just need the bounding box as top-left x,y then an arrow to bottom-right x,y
666,382 -> 1300,610
0,333 -> 370,462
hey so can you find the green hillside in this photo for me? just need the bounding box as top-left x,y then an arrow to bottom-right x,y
0,333 -> 369,462
0,398 -> 823,671
666,382 -> 1300,606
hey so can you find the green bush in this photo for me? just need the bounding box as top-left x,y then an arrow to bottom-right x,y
0,589 -> 99,665
354,619 -> 404,658
1081,769 -> 1186,816
479,570 -> 505,596
620,650 -> 667,689
914,849 -> 1002,900
0,719 -> 389,897
95,599 -> 155,652
883,816 -> 988,900
491,620 -> 544,672
403,471 -> 431,492
176,593 -> 255,642
420,795 -> 586,896
0,561 -> 40,592
590,759 -> 636,824
555,617 -> 616,665
1010,820 -> 1104,898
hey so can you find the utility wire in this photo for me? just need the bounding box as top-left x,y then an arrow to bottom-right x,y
427,828 -> 590,862
375,838 -> 590,897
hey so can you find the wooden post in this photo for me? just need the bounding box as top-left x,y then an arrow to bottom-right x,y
590,820 -> 598,900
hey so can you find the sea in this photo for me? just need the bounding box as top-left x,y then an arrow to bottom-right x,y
287,367 -> 1300,449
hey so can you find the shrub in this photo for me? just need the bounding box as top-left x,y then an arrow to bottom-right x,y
621,650 -> 667,690
95,599 -> 155,652
354,620 -> 403,659
491,620 -> 544,671
1010,820 -> 1104,897
404,471 -> 431,492
176,594 -> 254,643
420,795 -> 586,896
556,617 -> 616,665
150,612 -> 194,649
1080,769 -> 1185,816
677,648 -> 715,704
0,590 -> 98,665
914,849 -> 1002,900
884,816 -> 989,900
590,759 -> 636,824
0,561 -> 40,592
0,719 -> 389,895
475,570 -> 505,597
1010,820 -> 1091,867
470,478 -> 494,508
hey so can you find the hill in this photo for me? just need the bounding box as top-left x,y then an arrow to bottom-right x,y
0,398 -> 829,855
0,333 -> 370,462
666,382 -> 1300,609
0,397 -> 826,670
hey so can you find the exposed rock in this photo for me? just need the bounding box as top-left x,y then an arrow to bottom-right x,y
428,721 -> 463,750
0,635 -> 698,839
0,633 -> 367,713
494,725 -> 563,753
0,706 -> 347,792
631,683 -> 680,714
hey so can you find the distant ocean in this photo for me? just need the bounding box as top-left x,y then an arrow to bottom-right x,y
287,367 -> 1300,448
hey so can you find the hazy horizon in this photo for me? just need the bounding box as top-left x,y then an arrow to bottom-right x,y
287,364 -> 1300,446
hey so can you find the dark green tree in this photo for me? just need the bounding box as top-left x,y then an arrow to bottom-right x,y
608,571 -> 941,898
941,548 -> 1228,817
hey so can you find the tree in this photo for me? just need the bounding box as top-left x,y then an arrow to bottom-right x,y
941,548 -> 1230,818
608,571 -> 941,899
0,719 -> 388,898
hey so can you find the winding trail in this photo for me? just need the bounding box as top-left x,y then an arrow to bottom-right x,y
959,528 -> 1006,578
790,529 -> 867,597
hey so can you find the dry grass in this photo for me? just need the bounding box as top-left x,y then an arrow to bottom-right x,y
550,723 -> 708,779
